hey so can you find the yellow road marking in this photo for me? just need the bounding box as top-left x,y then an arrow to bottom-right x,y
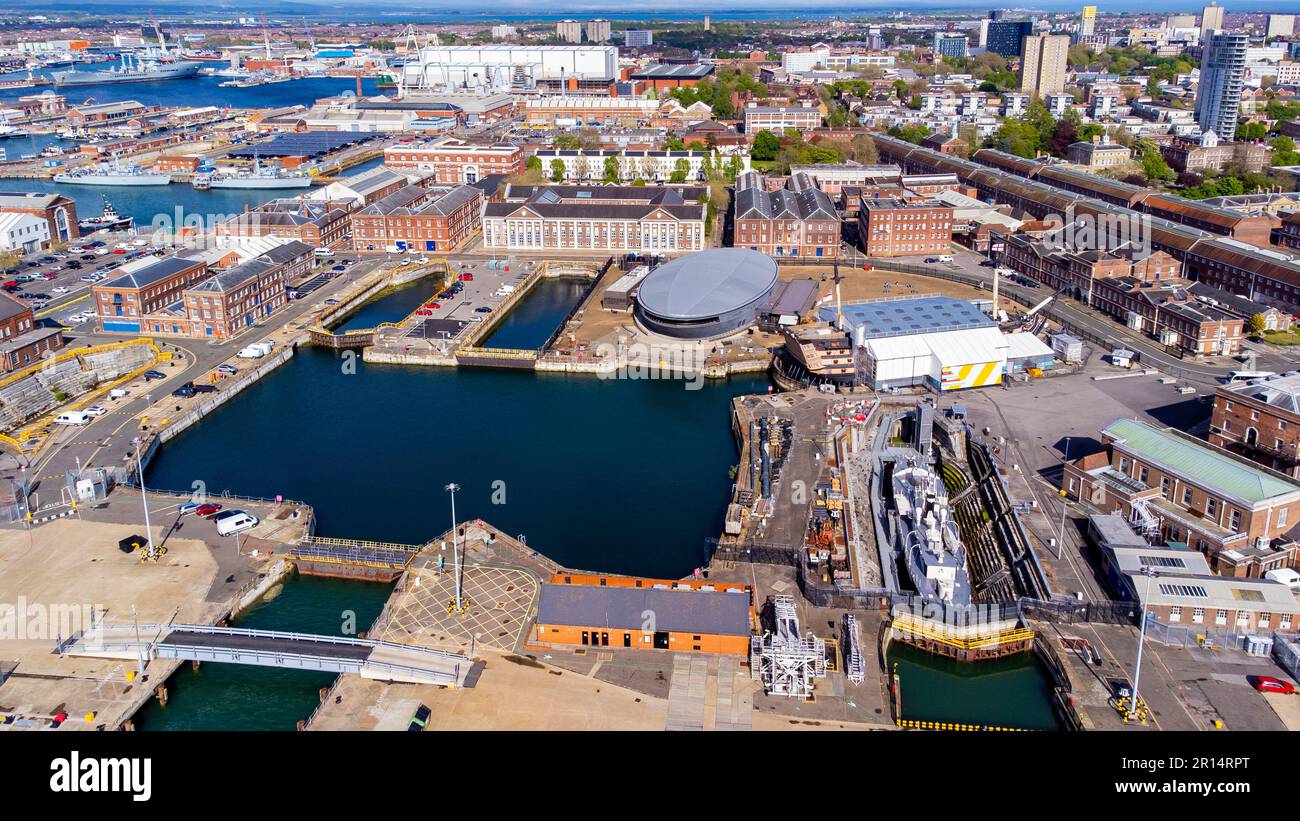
36,293 -> 89,318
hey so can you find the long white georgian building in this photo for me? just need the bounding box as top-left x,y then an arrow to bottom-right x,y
482,184 -> 707,253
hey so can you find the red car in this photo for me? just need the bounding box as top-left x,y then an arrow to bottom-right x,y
112,248 -> 127,254
195,503 -> 223,518
429,302 -> 440,309
415,308 -> 432,316
461,273 -> 473,281
1249,675 -> 1295,695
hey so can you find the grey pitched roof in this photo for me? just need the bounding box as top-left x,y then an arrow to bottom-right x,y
734,173 -> 837,222
537,583 -> 750,636
100,257 -> 200,290
187,258 -> 278,294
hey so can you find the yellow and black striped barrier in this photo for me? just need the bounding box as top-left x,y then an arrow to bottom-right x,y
896,719 -> 1032,731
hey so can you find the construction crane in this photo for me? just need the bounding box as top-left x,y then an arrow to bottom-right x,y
149,11 -> 168,56
301,17 -> 316,52
260,12 -> 272,62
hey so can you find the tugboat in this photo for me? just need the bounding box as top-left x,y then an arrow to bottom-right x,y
77,197 -> 134,233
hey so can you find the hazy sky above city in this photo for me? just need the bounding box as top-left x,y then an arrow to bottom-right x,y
32,1 -> 1300,15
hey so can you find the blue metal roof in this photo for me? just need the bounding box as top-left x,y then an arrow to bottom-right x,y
820,295 -> 995,339
636,248 -> 778,321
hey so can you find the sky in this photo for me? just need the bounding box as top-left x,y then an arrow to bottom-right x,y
17,2 -> 1300,18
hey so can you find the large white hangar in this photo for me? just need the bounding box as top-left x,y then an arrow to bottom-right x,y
821,296 -> 1010,391
635,248 -> 780,340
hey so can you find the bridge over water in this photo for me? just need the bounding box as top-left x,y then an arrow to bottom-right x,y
59,623 -> 476,687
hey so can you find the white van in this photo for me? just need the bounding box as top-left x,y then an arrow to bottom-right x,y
1226,370 -> 1276,383
54,410 -> 92,426
237,341 -> 273,359
215,511 -> 259,536
313,248 -> 335,258
108,388 -> 129,399
938,255 -> 954,263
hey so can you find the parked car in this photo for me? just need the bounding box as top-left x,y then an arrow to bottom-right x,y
407,704 -> 431,732
143,370 -> 167,381
474,306 -> 492,313
1249,675 -> 1296,695
461,273 -> 474,281
217,364 -> 238,375
178,502 -> 203,516
84,406 -> 107,416
195,503 -> 223,517
171,383 -> 196,398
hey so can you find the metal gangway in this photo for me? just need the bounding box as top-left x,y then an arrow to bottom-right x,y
751,595 -> 827,700
843,613 -> 865,684
58,623 -> 474,687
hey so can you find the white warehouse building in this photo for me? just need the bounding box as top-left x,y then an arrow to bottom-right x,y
821,296 -> 1016,391
398,45 -> 619,94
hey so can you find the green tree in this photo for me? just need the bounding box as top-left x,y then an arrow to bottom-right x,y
751,129 -> 781,161
1271,135 -> 1300,166
1136,140 -> 1175,182
525,155 -> 542,173
669,157 -> 691,183
602,156 -> 621,183
553,134 -> 580,150
1248,313 -> 1267,335
549,159 -> 566,183
887,123 -> 931,145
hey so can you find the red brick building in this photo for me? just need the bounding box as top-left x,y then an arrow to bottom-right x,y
857,197 -> 952,258
351,185 -> 483,253
383,137 -> 523,185
0,292 -> 63,372
732,172 -> 840,259
93,256 -> 209,334
176,242 -> 313,339
216,199 -> 353,249
1063,417 -> 1300,578
0,192 -> 78,243
1211,374 -> 1300,479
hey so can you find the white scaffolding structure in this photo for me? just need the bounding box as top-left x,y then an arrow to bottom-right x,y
751,595 -> 827,700
843,613 -> 865,684
1129,497 -> 1164,544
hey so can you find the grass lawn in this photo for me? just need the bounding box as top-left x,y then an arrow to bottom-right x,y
1262,329 -> 1300,346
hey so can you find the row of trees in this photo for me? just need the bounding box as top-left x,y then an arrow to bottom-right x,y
521,152 -> 745,185
750,128 -> 878,173
666,67 -> 766,119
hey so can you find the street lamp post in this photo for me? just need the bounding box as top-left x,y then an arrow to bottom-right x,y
445,482 -> 462,612
135,442 -> 152,554
1129,566 -> 1156,724
1057,437 -> 1071,560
